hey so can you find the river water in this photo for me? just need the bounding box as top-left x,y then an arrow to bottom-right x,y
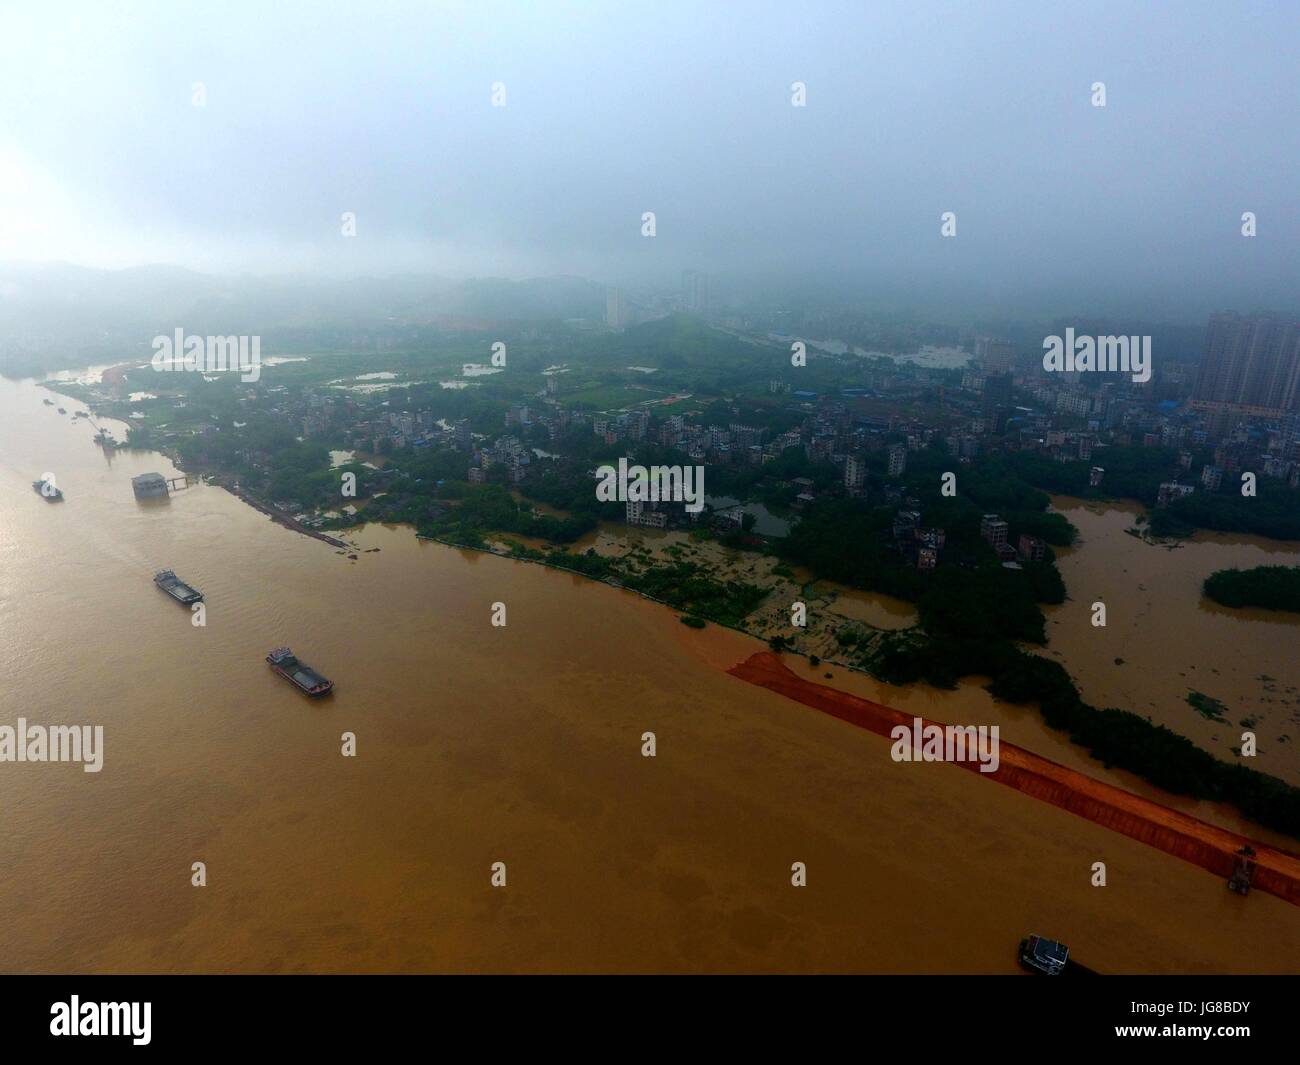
0,371 -> 1295,972
1045,497 -> 1300,787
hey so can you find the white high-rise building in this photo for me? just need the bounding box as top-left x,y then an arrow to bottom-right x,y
975,336 -> 1016,373
682,270 -> 711,316
844,453 -> 866,493
605,287 -> 625,330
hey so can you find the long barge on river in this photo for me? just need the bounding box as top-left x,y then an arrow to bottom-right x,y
266,647 -> 334,697
153,569 -> 203,604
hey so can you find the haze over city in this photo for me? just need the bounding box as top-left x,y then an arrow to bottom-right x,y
1,0 -> 1296,316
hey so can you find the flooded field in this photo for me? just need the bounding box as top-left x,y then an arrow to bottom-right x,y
1045,497 -> 1300,786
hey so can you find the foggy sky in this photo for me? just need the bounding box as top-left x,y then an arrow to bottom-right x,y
0,0 -> 1296,316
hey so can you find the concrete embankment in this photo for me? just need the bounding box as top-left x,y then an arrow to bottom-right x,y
223,486 -> 351,550
729,651 -> 1300,908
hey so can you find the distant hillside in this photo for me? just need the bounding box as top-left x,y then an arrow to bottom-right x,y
0,263 -> 608,375
429,276 -> 604,321
586,314 -> 765,368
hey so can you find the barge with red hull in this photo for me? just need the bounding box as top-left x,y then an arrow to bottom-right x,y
266,647 -> 334,697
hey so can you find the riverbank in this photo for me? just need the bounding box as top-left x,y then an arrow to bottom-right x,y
225,485 -> 353,551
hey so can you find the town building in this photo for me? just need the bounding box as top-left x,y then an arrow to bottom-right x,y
1157,481 -> 1196,507
844,453 -> 867,494
980,514 -> 1009,548
1193,312 -> 1300,416
626,501 -> 668,528
1018,534 -> 1046,562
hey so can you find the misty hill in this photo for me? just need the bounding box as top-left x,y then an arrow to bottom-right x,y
0,263 -> 607,375
586,315 -> 766,368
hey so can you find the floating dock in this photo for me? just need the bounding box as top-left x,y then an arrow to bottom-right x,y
132,472 -> 189,497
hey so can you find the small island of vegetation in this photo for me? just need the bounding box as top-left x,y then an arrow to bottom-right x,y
1203,565 -> 1300,613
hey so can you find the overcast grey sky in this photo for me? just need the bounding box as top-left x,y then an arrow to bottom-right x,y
0,0 -> 1295,313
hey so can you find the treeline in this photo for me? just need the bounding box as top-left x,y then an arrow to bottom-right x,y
861,633 -> 1300,839
174,416 -> 335,506
787,448 -> 1300,839
917,564 -> 1063,643
507,547 -> 765,628
778,462 -> 1072,644
1009,445 -> 1300,541
903,449 -> 1078,547
780,501 -> 926,600
621,561 -> 768,627
1164,489 -> 1300,541
1008,444 -> 1180,504
708,445 -> 842,506
416,484 -> 597,546
1203,565 -> 1300,612
517,454 -> 627,517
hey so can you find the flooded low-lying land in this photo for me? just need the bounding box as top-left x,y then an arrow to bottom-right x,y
1045,497 -> 1300,787
0,372 -> 1295,974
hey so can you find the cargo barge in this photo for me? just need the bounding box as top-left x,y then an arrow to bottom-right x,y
1018,935 -> 1095,975
32,478 -> 64,501
153,569 -> 203,605
266,647 -> 334,697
